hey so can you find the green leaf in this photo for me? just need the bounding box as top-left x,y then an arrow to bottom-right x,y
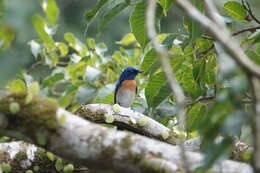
193,58 -> 206,85
130,2 -> 162,49
0,26 -> 15,51
201,138 -> 232,171
43,73 -> 64,87
204,55 -> 216,86
63,164 -> 74,173
183,0 -> 204,42
157,0 -> 172,16
87,38 -> 95,49
42,0 -> 59,24
64,33 -> 88,57
28,81 -> 40,96
85,0 -> 109,21
130,2 -> 149,49
56,42 -> 68,57
8,79 -> 27,93
187,103 -> 206,132
174,58 -> 201,98
46,151 -> 55,161
224,1 -> 247,21
99,1 -> 130,31
142,50 -> 158,72
152,83 -> 172,108
141,34 -> 176,73
55,159 -> 63,171
145,72 -> 167,108
32,15 -> 55,48
116,33 -> 136,46
1,163 -> 11,173
245,50 -> 260,65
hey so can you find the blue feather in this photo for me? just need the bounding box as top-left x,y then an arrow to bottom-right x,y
114,67 -> 143,104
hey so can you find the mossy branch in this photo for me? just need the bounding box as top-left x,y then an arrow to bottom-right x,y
75,104 -> 180,145
0,93 -> 253,173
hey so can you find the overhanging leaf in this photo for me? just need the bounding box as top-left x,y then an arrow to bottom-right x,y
157,0 -> 172,16
130,2 -> 163,49
183,0 -> 204,42
32,15 -> 55,48
141,34 -> 176,73
85,0 -> 109,22
43,73 -> 64,87
224,1 -> 247,21
99,1 -> 130,31
42,0 -> 59,25
145,72 -> 167,108
152,83 -> 172,108
187,103 -> 206,132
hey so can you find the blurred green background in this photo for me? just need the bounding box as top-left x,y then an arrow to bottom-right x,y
1,0 -> 259,84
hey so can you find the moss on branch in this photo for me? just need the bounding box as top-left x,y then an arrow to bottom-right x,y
0,93 -> 59,129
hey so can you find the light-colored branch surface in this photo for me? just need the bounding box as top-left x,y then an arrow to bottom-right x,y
146,0 -> 189,170
175,0 -> 260,78
184,137 -> 253,161
76,104 -> 178,145
77,104 -> 252,162
0,141 -> 89,173
0,93 -> 253,173
250,77 -> 260,171
146,0 -> 186,130
0,141 -> 39,172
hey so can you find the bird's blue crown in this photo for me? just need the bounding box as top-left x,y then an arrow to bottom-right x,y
119,67 -> 143,81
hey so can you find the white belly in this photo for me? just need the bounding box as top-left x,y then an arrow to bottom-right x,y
116,89 -> 136,107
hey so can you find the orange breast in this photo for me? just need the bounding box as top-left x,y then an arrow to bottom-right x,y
121,80 -> 136,91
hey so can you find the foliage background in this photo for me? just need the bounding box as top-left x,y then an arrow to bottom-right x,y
1,0 -> 260,171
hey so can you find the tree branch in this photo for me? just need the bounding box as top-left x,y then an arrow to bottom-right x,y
146,0 -> 189,171
250,77 -> 260,171
0,141 -> 89,173
175,0 -> 260,78
174,0 -> 260,171
232,26 -> 260,36
0,93 -> 253,173
146,0 -> 186,129
75,104 -> 179,145
242,0 -> 260,25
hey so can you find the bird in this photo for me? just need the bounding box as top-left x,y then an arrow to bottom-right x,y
114,67 -> 143,108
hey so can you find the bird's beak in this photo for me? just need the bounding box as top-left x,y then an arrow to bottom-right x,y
138,70 -> 144,73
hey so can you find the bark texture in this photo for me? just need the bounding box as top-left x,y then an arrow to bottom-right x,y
0,93 -> 254,173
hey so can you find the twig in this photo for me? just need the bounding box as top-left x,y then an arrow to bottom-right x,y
175,0 -> 259,171
242,0 -> 260,25
175,0 -> 260,77
232,26 -> 260,36
26,61 -> 43,73
146,0 -> 189,172
146,0 -> 186,131
186,96 -> 215,107
202,34 -> 215,40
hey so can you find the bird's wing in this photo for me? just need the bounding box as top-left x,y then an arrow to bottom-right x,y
114,81 -> 121,104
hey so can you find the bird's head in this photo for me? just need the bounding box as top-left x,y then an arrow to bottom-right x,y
119,67 -> 143,81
